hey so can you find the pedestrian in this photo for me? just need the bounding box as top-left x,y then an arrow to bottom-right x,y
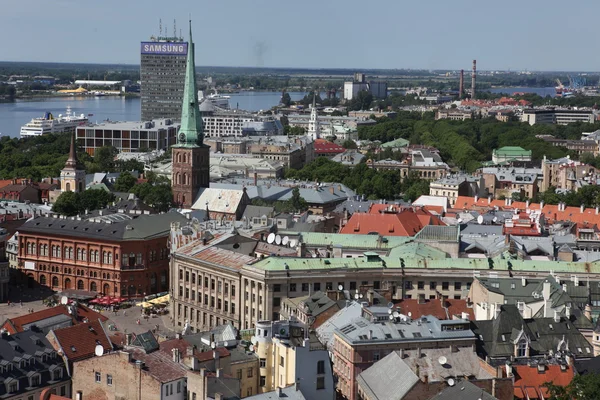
136,319 -> 140,325
19,300 -> 22,308
124,311 -> 127,317
7,300 -> 10,307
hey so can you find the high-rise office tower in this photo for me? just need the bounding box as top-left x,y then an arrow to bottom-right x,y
140,29 -> 188,121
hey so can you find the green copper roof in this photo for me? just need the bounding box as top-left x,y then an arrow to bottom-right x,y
173,21 -> 204,148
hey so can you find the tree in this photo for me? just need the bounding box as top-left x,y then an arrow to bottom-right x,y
79,189 -> 115,212
288,187 -> 308,212
342,139 -> 358,149
281,92 -> 292,107
94,146 -> 118,171
52,191 -> 80,216
145,185 -> 173,212
114,172 -> 137,192
544,373 -> 600,400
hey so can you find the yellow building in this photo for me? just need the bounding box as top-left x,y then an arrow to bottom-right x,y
252,319 -> 334,400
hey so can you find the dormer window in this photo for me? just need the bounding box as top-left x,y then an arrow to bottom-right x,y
53,368 -> 62,381
517,339 -> 528,357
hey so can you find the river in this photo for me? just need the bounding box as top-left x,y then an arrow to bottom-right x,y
0,91 -> 312,138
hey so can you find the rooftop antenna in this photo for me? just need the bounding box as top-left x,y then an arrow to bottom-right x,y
159,18 -> 163,37
174,19 -> 176,39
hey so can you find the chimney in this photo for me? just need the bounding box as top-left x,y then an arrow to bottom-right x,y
526,200 -> 530,209
540,200 -> 544,210
125,333 -> 133,346
216,368 -> 223,378
254,172 -> 258,186
488,195 -> 492,204
596,206 -> 599,215
367,330 -> 373,340
554,310 -> 560,323
215,394 -> 223,400
474,195 -> 478,202
471,59 -> 477,100
581,204 -> 585,214
565,305 -> 571,318
214,350 -> 220,371
521,277 -> 526,287
295,380 -> 300,391
459,69 -> 464,99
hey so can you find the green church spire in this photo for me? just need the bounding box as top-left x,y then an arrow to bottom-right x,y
175,20 -> 204,148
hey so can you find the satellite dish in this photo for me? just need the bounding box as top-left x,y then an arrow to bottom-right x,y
393,311 -> 400,318
388,309 -> 393,314
94,345 -> 104,357
267,233 -> 275,244
389,315 -> 394,320
447,378 -> 455,387
477,215 -> 484,225
250,336 -> 257,344
493,217 -> 498,223
224,341 -> 229,347
438,356 -> 447,365
211,342 -> 216,349
387,302 -> 394,308
408,312 -> 412,317
282,236 -> 289,246
275,235 -> 282,245
289,239 -> 297,248
249,344 -> 255,352
359,294 -> 364,299
338,285 -> 344,291
60,296 -> 68,305
354,294 -> 359,300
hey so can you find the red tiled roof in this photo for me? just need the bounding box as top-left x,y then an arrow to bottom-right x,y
314,139 -> 345,154
130,348 -> 188,383
393,299 -> 475,320
503,226 -> 542,236
340,208 -> 445,236
453,195 -> 600,226
2,304 -> 108,334
513,365 -> 575,399
158,338 -> 230,362
50,319 -> 113,362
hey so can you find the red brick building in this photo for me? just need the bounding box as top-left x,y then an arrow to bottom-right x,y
17,212 -> 187,297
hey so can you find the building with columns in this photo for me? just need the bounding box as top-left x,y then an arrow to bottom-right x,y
171,22 -> 210,208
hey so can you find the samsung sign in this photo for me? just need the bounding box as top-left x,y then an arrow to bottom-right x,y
141,42 -> 188,55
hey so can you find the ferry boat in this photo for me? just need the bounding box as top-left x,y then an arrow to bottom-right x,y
20,106 -> 88,138
198,90 -> 231,109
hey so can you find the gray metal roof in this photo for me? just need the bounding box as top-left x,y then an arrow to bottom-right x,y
356,351 -> 419,400
315,302 -> 363,350
19,213 -> 188,241
244,386 -> 306,400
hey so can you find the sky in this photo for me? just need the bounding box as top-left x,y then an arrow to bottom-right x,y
3,0 -> 600,71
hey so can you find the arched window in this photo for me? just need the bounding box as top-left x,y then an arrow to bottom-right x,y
77,280 -> 84,290
183,154 -> 187,163
103,283 -> 110,295
39,275 -> 47,286
77,248 -> 82,260
82,250 -> 86,261
65,182 -> 71,192
107,252 -> 113,265
102,251 -> 107,264
64,278 -> 72,289
177,153 -> 182,163
56,246 -> 61,258
51,276 -> 58,287
90,282 -> 97,292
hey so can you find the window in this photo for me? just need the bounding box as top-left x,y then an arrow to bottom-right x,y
417,281 -> 424,290
442,282 -> 449,290
317,360 -> 325,374
517,339 -> 527,357
177,381 -> 181,393
260,358 -> 266,368
302,283 -> 309,292
350,281 -> 357,290
107,374 -> 113,386
326,282 -> 333,290
373,352 -> 380,361
454,282 -> 462,290
247,367 -> 253,378
317,377 -> 325,390
404,281 -> 413,290
260,376 -> 266,386
231,285 -> 236,297
95,371 -> 101,383
314,282 -> 321,291
237,369 -> 242,380
290,283 -> 296,292
280,356 -> 284,367
273,297 -> 280,307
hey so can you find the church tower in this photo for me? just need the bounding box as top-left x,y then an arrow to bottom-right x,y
171,21 -> 210,208
307,93 -> 321,141
60,132 -> 85,193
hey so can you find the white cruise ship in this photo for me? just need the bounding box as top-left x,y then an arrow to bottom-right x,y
198,90 -> 231,109
20,106 -> 88,138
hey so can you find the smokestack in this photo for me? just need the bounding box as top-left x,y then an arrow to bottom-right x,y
459,69 -> 464,99
471,60 -> 477,100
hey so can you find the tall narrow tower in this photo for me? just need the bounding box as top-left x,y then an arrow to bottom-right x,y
459,69 -> 464,99
171,21 -> 210,208
307,93 -> 321,141
471,60 -> 477,100
60,132 -> 86,193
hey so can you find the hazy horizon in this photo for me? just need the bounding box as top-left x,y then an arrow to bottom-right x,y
3,0 -> 600,71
